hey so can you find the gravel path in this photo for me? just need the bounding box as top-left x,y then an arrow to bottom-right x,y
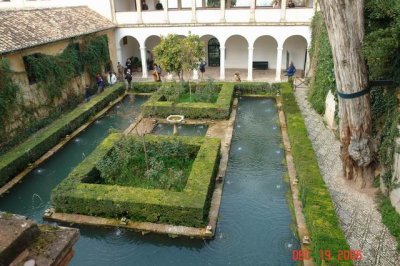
294,86 -> 400,266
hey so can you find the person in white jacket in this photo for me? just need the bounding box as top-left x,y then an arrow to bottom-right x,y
107,71 -> 117,86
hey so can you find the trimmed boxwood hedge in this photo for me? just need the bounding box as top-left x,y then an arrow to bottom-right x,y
0,85 -> 125,187
51,134 -> 220,227
129,82 -> 161,93
234,82 -> 280,96
141,83 -> 234,119
280,83 -> 351,265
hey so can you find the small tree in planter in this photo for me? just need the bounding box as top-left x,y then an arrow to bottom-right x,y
153,34 -> 184,79
153,34 -> 204,101
181,34 -> 205,101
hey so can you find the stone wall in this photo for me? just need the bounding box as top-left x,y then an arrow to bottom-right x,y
1,29 -> 116,145
390,133 -> 400,213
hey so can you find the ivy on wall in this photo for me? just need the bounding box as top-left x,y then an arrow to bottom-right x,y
308,12 -> 336,115
81,35 -> 111,77
24,35 -> 110,100
0,58 -> 20,123
363,0 -> 400,188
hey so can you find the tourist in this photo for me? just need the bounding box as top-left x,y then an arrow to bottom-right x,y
107,71 -> 117,86
153,64 -> 162,82
287,0 -> 295,8
155,1 -> 163,10
199,61 -> 206,79
234,72 -> 241,82
117,62 -> 124,81
125,58 -> 132,73
287,62 -> 296,78
272,0 -> 279,8
142,1 -> 148,10
85,85 -> 91,102
125,69 -> 133,89
96,74 -> 105,93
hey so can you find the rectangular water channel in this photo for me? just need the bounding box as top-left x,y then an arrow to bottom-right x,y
152,123 -> 208,136
0,96 -> 298,265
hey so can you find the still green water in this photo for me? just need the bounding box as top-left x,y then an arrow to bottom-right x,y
152,123 -> 208,136
0,96 -> 298,265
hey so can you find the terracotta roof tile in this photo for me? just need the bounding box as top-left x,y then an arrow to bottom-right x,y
0,6 -> 115,54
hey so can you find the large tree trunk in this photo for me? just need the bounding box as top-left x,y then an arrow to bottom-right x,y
319,0 -> 375,187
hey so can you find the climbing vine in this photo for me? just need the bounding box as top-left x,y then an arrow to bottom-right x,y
0,58 -> 20,123
24,35 -> 110,100
80,35 -> 111,77
308,12 -> 336,115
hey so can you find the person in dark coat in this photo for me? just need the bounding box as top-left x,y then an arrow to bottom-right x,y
125,69 -> 133,89
85,85 -> 91,102
199,61 -> 206,79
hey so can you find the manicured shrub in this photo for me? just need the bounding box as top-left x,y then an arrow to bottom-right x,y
51,134 -> 220,227
142,83 -> 233,119
234,82 -> 280,96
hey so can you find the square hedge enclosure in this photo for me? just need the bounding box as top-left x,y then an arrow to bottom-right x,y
141,83 -> 234,119
51,134 -> 221,227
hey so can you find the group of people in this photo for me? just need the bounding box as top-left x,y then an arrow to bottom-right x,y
85,71 -> 118,102
271,0 -> 296,8
141,1 -> 163,11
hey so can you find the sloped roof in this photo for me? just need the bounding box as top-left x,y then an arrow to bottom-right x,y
0,6 -> 115,54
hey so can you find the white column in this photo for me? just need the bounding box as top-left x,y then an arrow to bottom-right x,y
275,47 -> 283,81
109,0 -> 116,23
304,48 -> 310,77
163,0 -> 169,23
140,47 -> 148,78
220,0 -> 226,22
249,0 -> 256,22
191,0 -> 197,22
220,46 -> 225,80
247,47 -> 254,81
136,0 -> 143,23
280,0 -> 287,22
313,0 -> 318,11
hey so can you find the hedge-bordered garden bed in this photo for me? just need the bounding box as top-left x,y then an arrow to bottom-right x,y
141,83 -> 234,119
0,85 -> 125,187
280,83 -> 351,265
51,134 -> 220,227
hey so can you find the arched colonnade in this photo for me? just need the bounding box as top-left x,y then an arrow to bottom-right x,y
116,27 -> 310,81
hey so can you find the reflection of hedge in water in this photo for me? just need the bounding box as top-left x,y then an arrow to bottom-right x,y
96,136 -> 200,191
0,85 -> 125,188
51,134 -> 221,227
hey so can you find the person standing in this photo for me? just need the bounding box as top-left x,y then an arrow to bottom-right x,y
107,71 -> 117,86
153,64 -> 161,82
125,69 -> 133,89
199,61 -> 206,79
125,58 -> 132,73
96,74 -> 105,93
155,1 -> 163,10
85,85 -> 91,102
117,62 -> 124,81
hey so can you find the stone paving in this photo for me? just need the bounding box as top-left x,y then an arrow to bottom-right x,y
294,86 -> 400,266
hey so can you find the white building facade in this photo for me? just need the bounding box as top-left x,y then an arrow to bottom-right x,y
1,0 -> 316,81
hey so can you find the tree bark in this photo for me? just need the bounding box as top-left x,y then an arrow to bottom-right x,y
319,0 -> 374,187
